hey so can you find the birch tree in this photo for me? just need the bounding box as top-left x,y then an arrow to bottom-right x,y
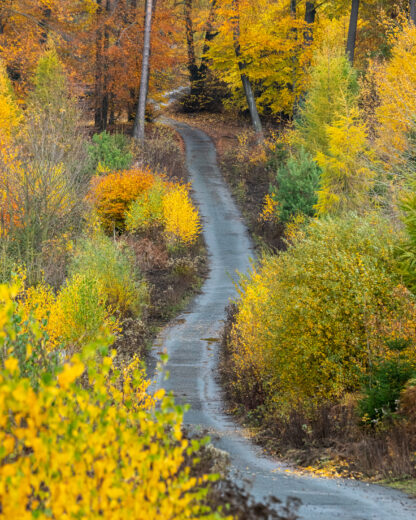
134,0 -> 154,141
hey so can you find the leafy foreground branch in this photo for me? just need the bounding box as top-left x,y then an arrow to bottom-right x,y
0,284 -> 300,519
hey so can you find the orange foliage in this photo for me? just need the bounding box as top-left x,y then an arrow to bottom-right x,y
89,168 -> 156,230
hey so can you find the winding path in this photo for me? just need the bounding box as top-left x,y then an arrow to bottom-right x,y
151,120 -> 416,519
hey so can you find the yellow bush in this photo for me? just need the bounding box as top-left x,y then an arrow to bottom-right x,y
228,215 -> 416,417
0,285 -> 223,519
49,274 -> 120,353
126,181 -> 201,245
162,184 -> 201,245
373,22 -> 416,162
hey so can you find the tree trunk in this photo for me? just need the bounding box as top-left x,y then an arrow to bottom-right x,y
346,0 -> 360,64
200,0 -> 218,73
411,0 -> 416,24
184,0 -> 198,82
94,1 -> 104,130
94,0 -> 111,131
304,1 -> 316,44
231,0 -> 263,137
133,0 -> 153,141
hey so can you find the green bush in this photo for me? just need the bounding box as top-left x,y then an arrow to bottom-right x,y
270,148 -> 320,223
88,131 -> 133,173
359,357 -> 416,424
69,232 -> 147,318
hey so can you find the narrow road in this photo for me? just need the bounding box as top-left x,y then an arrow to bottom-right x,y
151,120 -> 416,520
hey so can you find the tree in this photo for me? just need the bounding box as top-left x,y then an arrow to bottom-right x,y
304,1 -> 316,44
293,25 -> 359,158
134,0 -> 154,141
230,0 -> 263,136
346,0 -> 360,63
373,22 -> 416,164
315,110 -> 374,216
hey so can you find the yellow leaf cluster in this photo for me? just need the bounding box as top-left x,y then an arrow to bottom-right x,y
315,111 -> 375,216
373,22 -> 416,163
125,178 -> 201,245
0,285 -> 221,519
162,184 -> 201,245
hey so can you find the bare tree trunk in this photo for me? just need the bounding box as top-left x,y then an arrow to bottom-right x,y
133,0 -> 153,141
304,1 -> 316,44
411,0 -> 416,24
346,0 -> 360,64
231,0 -> 263,138
200,0 -> 218,73
184,0 -> 198,82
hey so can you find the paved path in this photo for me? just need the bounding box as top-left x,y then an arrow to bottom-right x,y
151,119 -> 416,519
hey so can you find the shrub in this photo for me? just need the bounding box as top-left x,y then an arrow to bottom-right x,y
228,214 -> 416,418
0,284 -> 222,519
163,184 -> 201,245
87,131 -> 133,173
126,181 -> 201,245
126,180 -> 167,233
48,274 -> 120,353
293,30 -> 359,157
89,168 -> 155,231
69,231 -> 148,318
0,47 -> 88,285
270,148 -> 320,223
0,284 -> 60,389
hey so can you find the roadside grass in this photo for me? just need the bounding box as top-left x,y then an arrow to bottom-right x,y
381,478 -> 416,497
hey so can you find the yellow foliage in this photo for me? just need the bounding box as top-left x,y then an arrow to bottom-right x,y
207,0 -> 314,116
259,194 -> 279,223
0,285 -> 222,519
228,215 -> 416,417
315,111 -> 375,216
48,274 -> 120,352
90,168 -> 156,230
0,60 -> 22,143
162,184 -> 201,245
17,274 -> 119,353
290,20 -> 359,157
126,180 -> 201,245
373,22 -> 416,162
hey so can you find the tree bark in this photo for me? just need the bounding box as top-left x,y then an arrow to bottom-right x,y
346,0 -> 360,64
411,0 -> 416,24
133,0 -> 153,141
231,0 -> 263,138
94,0 -> 111,131
304,1 -> 316,44
184,0 -> 198,82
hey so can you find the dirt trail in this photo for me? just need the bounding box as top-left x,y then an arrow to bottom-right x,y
151,119 -> 416,520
